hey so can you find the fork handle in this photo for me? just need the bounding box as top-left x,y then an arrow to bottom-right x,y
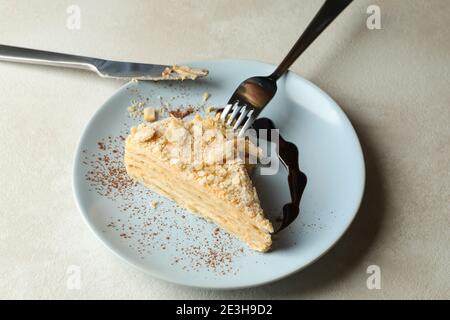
0,44 -> 101,71
270,0 -> 353,80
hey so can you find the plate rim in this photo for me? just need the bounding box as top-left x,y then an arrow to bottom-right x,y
72,59 -> 366,289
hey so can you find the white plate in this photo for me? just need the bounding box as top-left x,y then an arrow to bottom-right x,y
73,59 -> 365,289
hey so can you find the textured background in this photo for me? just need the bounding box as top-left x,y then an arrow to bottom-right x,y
0,0 -> 448,299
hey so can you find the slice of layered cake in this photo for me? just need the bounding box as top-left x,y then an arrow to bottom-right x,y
124,115 -> 273,252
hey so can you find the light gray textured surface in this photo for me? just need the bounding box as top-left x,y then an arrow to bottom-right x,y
0,0 -> 448,299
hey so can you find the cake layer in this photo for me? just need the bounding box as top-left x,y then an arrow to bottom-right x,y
125,151 -> 272,252
124,115 -> 273,252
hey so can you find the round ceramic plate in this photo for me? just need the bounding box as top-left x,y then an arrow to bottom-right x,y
73,59 -> 365,289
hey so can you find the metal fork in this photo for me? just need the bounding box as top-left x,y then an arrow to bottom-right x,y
221,0 -> 353,136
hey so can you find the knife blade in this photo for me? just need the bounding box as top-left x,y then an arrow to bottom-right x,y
0,44 -> 208,81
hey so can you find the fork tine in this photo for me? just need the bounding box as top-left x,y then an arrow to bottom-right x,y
237,109 -> 255,137
220,103 -> 233,122
226,103 -> 241,126
232,106 -> 249,130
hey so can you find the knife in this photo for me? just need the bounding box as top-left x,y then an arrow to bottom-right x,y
0,44 -> 208,81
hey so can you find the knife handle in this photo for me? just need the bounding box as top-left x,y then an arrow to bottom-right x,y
0,44 -> 101,71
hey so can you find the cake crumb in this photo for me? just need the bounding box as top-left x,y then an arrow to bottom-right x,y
206,105 -> 216,113
150,200 -> 158,209
202,92 -> 210,102
143,107 -> 157,122
127,100 -> 146,118
161,65 -> 209,80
